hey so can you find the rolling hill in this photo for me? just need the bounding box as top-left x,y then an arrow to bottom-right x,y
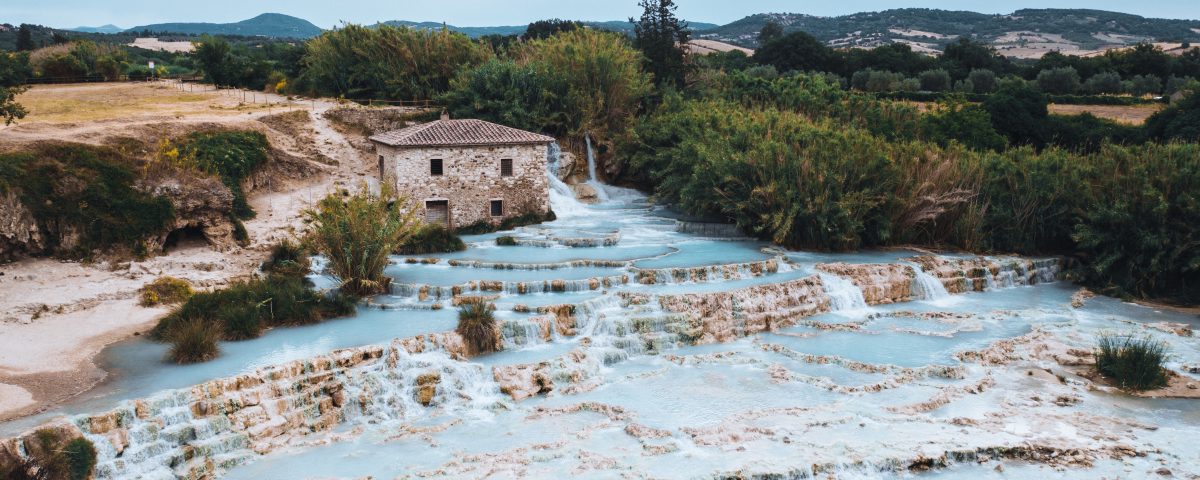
377,19 -> 720,38
125,13 -> 321,38
695,8 -> 1200,57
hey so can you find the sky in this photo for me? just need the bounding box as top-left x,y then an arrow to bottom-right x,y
5,0 -> 1200,30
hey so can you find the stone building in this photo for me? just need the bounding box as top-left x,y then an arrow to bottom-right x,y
370,115 -> 554,229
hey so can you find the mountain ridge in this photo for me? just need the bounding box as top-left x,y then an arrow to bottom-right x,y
124,13 -> 322,38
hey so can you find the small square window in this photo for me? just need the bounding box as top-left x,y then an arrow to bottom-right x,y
490,200 -> 504,217
430,159 -> 443,176
500,158 -> 513,177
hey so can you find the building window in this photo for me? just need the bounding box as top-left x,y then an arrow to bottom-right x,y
378,155 -> 385,178
490,200 -> 504,217
500,158 -> 513,177
430,158 -> 443,176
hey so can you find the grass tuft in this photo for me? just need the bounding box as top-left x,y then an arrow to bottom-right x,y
166,317 -> 221,364
396,224 -> 467,255
139,276 -> 193,307
456,300 -> 498,356
495,235 -> 518,246
1095,333 -> 1169,391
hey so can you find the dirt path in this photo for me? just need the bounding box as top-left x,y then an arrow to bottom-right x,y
0,83 -> 374,421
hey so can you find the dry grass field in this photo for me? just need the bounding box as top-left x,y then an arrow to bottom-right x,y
9,82 -> 282,124
1047,103 -> 1164,125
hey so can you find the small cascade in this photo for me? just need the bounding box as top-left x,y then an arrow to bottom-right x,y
584,135 -> 611,203
910,264 -> 950,301
500,317 -> 553,349
818,272 -> 869,312
341,349 -> 504,423
546,142 -> 590,218
633,259 -> 781,285
389,275 -> 631,299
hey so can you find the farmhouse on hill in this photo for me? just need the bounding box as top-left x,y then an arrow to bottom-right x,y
370,114 -> 554,229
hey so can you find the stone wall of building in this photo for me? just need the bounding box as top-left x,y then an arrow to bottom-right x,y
378,143 -> 550,229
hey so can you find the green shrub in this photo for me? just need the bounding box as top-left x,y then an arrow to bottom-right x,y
167,317 -> 221,364
396,224 -> 467,255
139,276 -> 193,307
456,300 -> 498,356
173,131 -> 270,220
261,240 -> 310,277
456,210 -> 557,235
495,235 -> 518,246
1095,334 -> 1169,391
305,184 -> 419,296
22,432 -> 97,480
0,143 -> 175,258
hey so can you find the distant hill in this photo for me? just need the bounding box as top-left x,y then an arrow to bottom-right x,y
71,24 -> 123,34
377,19 -> 721,39
696,8 -> 1200,58
126,13 -> 321,38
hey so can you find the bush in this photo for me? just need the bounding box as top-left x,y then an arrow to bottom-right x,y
61,438 -> 97,480
166,317 -> 221,364
456,210 -> 557,235
456,300 -> 498,356
139,276 -> 194,307
172,131 -> 270,220
396,224 -> 467,255
495,235 -> 518,246
304,184 -> 419,296
24,431 -> 97,480
1036,66 -> 1081,94
1095,334 -> 1169,390
261,240 -> 310,277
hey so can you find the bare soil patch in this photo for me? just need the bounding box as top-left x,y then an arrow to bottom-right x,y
1048,103 -> 1164,125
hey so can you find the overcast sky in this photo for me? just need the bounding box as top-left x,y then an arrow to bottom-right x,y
6,0 -> 1199,29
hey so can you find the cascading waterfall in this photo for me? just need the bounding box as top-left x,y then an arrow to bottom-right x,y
546,142 -> 590,218
584,135 -> 611,203
909,264 -> 950,301
818,272 -> 869,312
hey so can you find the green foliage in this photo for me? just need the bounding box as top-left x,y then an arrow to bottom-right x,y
631,0 -> 690,88
304,184 -> 419,296
967,68 -> 997,93
166,317 -> 221,364
495,235 -> 518,246
139,276 -> 194,307
396,224 -> 467,255
1095,334 -> 1169,390
1036,66 -> 1081,94
758,21 -> 783,46
440,58 -> 567,135
0,143 -> 174,258
983,82 -> 1049,147
755,31 -> 836,74
623,98 -> 978,250
298,24 -> 491,100
155,274 -> 355,346
455,210 -> 557,235
173,131 -> 269,219
0,52 -> 31,125
1145,90 -> 1200,142
1070,143 -> 1200,300
522,19 -> 582,41
918,69 -> 952,92
15,25 -> 34,52
61,438 -> 97,480
919,96 -> 1007,151
514,29 -> 652,141
261,240 -> 311,277
456,300 -> 498,356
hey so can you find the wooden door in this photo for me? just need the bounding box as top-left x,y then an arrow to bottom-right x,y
425,200 -> 449,226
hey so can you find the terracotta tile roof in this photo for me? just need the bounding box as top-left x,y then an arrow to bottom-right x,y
369,119 -> 555,147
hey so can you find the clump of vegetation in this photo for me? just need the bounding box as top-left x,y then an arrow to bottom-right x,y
154,275 -> 354,341
304,184 -> 419,296
166,317 -> 221,364
139,276 -> 194,307
18,429 -> 97,480
260,239 -> 311,277
1095,333 -> 1170,391
396,224 -> 466,255
169,131 -> 270,220
456,211 -> 557,235
0,142 -> 175,259
495,235 -> 518,246
456,300 -> 498,356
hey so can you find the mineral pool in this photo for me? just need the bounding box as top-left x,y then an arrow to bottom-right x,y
3,161 -> 1197,480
